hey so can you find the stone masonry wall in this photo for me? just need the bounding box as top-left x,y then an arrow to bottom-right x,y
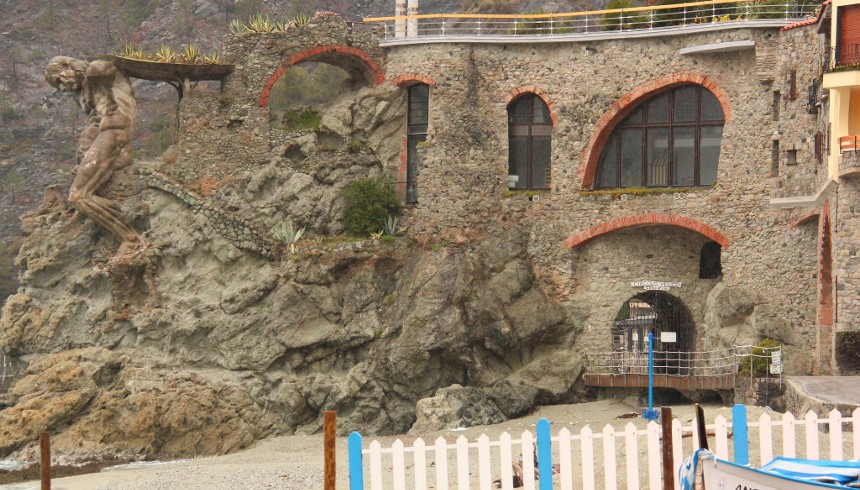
383,26 -> 824,371
168,20 -> 830,374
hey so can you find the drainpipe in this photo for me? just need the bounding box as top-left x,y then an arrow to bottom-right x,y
407,0 -> 418,37
395,0 -> 406,38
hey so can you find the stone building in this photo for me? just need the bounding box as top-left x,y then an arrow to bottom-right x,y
169,0 -> 857,386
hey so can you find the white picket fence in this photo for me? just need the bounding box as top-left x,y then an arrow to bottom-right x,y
347,406 -> 860,490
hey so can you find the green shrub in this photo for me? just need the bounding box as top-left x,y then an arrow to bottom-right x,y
281,108 -> 320,131
737,338 -> 781,377
341,178 -> 399,236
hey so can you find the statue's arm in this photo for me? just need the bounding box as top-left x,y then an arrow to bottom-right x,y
86,60 -> 120,79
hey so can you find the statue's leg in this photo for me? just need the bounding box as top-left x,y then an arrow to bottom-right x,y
69,129 -> 141,244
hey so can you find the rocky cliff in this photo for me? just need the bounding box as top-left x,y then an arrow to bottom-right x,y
0,24 -> 584,461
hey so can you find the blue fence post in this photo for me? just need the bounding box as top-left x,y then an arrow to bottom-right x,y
348,431 -> 364,490
732,404 -> 749,465
537,418 -> 553,490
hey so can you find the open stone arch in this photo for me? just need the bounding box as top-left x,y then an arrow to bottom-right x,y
578,72 -> 732,189
563,213 -> 731,249
259,45 -> 385,107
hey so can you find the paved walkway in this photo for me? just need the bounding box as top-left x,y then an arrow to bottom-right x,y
788,376 -> 860,407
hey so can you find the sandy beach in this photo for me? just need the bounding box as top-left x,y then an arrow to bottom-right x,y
0,399 -> 790,490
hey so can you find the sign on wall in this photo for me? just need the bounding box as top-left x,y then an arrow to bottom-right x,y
661,331 -> 677,343
630,281 -> 682,291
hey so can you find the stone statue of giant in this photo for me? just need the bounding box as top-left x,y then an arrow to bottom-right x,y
45,56 -> 143,250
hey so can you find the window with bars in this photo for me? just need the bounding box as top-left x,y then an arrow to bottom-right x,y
594,85 -> 725,189
406,83 -> 429,204
508,93 -> 552,191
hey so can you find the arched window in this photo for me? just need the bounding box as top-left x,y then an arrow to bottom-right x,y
595,85 -> 724,189
699,241 -> 722,279
508,94 -> 552,190
406,83 -> 429,204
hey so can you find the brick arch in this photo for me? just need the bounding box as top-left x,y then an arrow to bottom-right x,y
505,86 -> 558,125
392,73 -> 436,87
818,201 -> 834,326
563,213 -> 731,249
578,72 -> 732,189
259,45 -> 385,107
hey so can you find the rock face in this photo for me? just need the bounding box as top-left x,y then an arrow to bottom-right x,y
0,144 -> 580,462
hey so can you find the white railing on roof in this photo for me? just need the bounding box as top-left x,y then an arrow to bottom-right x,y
347,405 -> 860,490
363,0 -> 819,43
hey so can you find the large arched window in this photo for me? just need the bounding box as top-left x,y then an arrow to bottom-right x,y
508,94 -> 552,190
595,85 -> 724,189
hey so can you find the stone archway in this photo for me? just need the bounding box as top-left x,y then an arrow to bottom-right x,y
259,45 -> 385,107
612,291 -> 696,375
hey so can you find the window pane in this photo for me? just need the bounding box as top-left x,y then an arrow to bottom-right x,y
531,137 -> 551,189
407,134 -> 424,203
673,127 -> 696,186
621,128 -> 643,187
700,126 -> 722,185
647,92 -> 670,123
647,128 -> 669,187
700,90 -> 724,121
624,106 -> 644,125
508,95 -> 532,125
533,98 -> 552,125
674,86 -> 697,122
508,137 -> 528,190
596,135 -> 618,188
408,84 -> 429,126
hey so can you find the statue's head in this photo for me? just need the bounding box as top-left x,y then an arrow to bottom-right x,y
45,56 -> 88,92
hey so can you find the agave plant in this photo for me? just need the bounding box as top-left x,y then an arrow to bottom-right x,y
271,220 -> 305,254
370,230 -> 384,240
293,13 -> 311,27
202,52 -> 220,64
247,13 -> 276,32
181,45 -> 200,64
229,18 -> 244,33
384,214 -> 399,236
152,45 -> 176,63
115,44 -> 144,60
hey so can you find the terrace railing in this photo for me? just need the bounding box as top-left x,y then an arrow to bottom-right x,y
364,0 -> 819,42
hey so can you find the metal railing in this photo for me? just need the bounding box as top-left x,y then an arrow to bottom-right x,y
364,0 -> 819,40
585,344 -> 782,384
828,44 -> 860,71
839,135 -> 860,152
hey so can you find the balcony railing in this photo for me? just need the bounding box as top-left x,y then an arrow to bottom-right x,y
839,135 -> 860,177
827,44 -> 860,71
364,0 -> 819,41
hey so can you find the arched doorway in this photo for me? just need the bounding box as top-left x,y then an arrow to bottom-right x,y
611,291 -> 695,375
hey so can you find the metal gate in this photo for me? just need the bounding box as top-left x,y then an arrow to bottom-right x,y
611,291 -> 695,375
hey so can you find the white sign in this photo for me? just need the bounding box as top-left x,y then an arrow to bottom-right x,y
661,331 -> 677,343
770,350 -> 782,374
630,281 -> 682,291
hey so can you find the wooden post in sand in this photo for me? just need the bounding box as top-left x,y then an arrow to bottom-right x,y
40,432 -> 51,490
661,407 -> 674,490
324,411 -> 336,490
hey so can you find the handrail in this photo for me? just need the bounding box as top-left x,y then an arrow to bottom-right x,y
364,0 -> 817,21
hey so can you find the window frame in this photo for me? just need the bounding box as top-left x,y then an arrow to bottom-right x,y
507,93 -> 553,191
405,83 -> 430,204
595,85 -> 725,190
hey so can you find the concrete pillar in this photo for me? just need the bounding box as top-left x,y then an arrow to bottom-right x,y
395,0 -> 406,38
407,0 -> 418,37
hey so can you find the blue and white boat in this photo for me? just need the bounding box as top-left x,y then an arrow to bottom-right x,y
682,450 -> 860,489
